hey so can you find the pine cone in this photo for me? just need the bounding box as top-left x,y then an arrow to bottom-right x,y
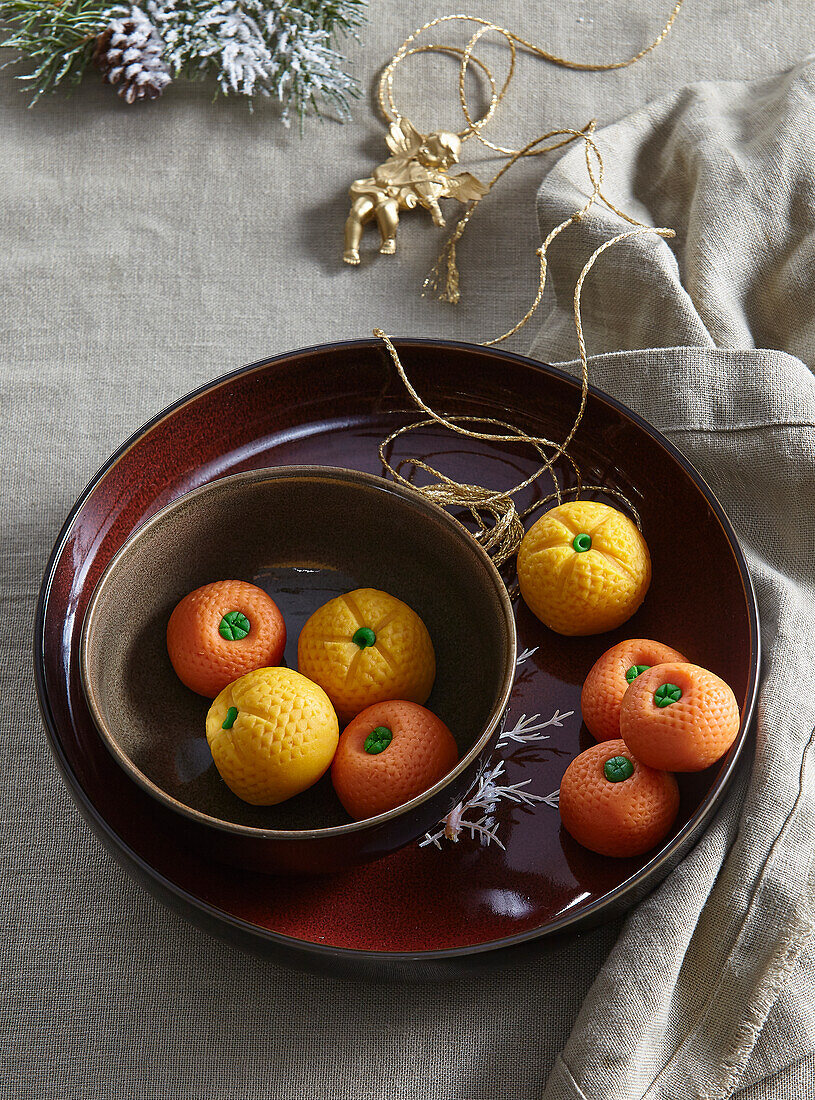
94,6 -> 171,104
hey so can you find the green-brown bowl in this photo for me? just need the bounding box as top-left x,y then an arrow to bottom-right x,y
79,465 -> 517,874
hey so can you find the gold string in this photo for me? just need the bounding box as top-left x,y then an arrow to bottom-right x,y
373,8 -> 682,564
379,6 -> 685,145
374,185 -> 671,564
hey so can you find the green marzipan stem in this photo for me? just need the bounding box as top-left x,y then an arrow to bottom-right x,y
655,683 -> 683,707
604,755 -> 634,782
352,626 -> 376,649
219,611 -> 250,640
364,726 -> 393,754
222,706 -> 239,730
573,532 -> 592,553
626,664 -> 651,684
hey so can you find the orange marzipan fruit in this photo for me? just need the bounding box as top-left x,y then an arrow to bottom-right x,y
167,579 -> 286,698
581,638 -> 689,742
620,662 -> 740,772
331,699 -> 458,821
559,738 -> 679,857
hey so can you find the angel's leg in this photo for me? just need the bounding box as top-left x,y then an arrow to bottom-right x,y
374,198 -> 400,254
343,197 -> 376,264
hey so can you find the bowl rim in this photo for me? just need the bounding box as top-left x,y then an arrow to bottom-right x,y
78,463 -> 518,840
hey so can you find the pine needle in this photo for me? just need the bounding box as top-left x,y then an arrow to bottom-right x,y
0,0 -> 109,100
0,0 -> 367,120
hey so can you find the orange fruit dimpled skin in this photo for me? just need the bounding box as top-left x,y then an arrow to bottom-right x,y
620,662 -> 741,772
297,588 -> 436,723
559,739 -> 679,857
331,700 -> 459,821
206,667 -> 339,805
581,638 -> 689,742
517,501 -> 651,636
167,580 -> 286,698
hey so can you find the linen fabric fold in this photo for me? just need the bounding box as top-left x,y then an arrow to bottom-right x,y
530,58 -> 815,1100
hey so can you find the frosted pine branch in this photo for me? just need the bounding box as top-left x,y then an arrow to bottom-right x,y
300,0 -> 365,38
262,0 -> 358,126
0,0 -> 366,112
145,0 -> 362,118
0,0 -> 110,100
196,2 -> 273,95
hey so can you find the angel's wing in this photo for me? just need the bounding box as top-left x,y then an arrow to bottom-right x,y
445,171 -> 489,203
385,117 -> 424,157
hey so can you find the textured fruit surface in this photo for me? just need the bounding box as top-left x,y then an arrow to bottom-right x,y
167,580 -> 286,697
517,501 -> 651,636
331,700 -> 459,820
620,662 -> 740,772
206,667 -> 339,805
297,588 -> 435,723
559,738 -> 679,857
581,638 -> 689,742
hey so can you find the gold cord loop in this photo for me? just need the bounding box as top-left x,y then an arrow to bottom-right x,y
372,7 -> 682,563
380,6 -> 685,148
373,126 -> 672,563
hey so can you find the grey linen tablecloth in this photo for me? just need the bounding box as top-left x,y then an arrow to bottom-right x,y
2,3 -> 815,1098
531,59 -> 815,1099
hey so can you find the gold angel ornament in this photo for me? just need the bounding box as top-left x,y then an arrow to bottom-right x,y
343,118 -> 487,264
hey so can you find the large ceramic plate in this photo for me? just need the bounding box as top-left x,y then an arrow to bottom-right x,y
35,339 -> 759,968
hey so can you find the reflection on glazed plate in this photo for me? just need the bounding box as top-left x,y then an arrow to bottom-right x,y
34,338 -> 759,965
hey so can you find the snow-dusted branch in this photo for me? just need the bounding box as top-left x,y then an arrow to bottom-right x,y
144,0 -> 362,120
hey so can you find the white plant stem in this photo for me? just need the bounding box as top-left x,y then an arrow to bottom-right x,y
497,709 -> 573,747
420,705 -> 572,851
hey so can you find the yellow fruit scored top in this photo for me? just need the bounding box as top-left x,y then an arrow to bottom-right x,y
297,588 -> 436,723
517,501 -> 651,636
206,667 -> 339,805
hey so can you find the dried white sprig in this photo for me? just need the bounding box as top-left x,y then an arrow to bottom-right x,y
497,709 -> 573,747
420,704 -> 574,851
420,751 -> 549,850
541,788 -> 560,809
515,646 -> 539,667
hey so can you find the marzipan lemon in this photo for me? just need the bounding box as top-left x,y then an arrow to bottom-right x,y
297,588 -> 435,723
206,667 -> 339,805
517,501 -> 651,636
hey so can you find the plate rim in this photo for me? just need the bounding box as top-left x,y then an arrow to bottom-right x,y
33,336 -> 761,961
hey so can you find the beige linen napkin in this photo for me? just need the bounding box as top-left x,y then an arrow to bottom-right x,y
530,59 -> 815,1100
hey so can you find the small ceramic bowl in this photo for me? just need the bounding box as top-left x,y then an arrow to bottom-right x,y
80,466 -> 516,874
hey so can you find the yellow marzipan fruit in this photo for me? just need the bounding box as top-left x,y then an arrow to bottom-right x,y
517,501 -> 651,636
297,588 -> 435,723
206,667 -> 338,805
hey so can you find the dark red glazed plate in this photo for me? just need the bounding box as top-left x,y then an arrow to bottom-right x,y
35,339 -> 760,966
